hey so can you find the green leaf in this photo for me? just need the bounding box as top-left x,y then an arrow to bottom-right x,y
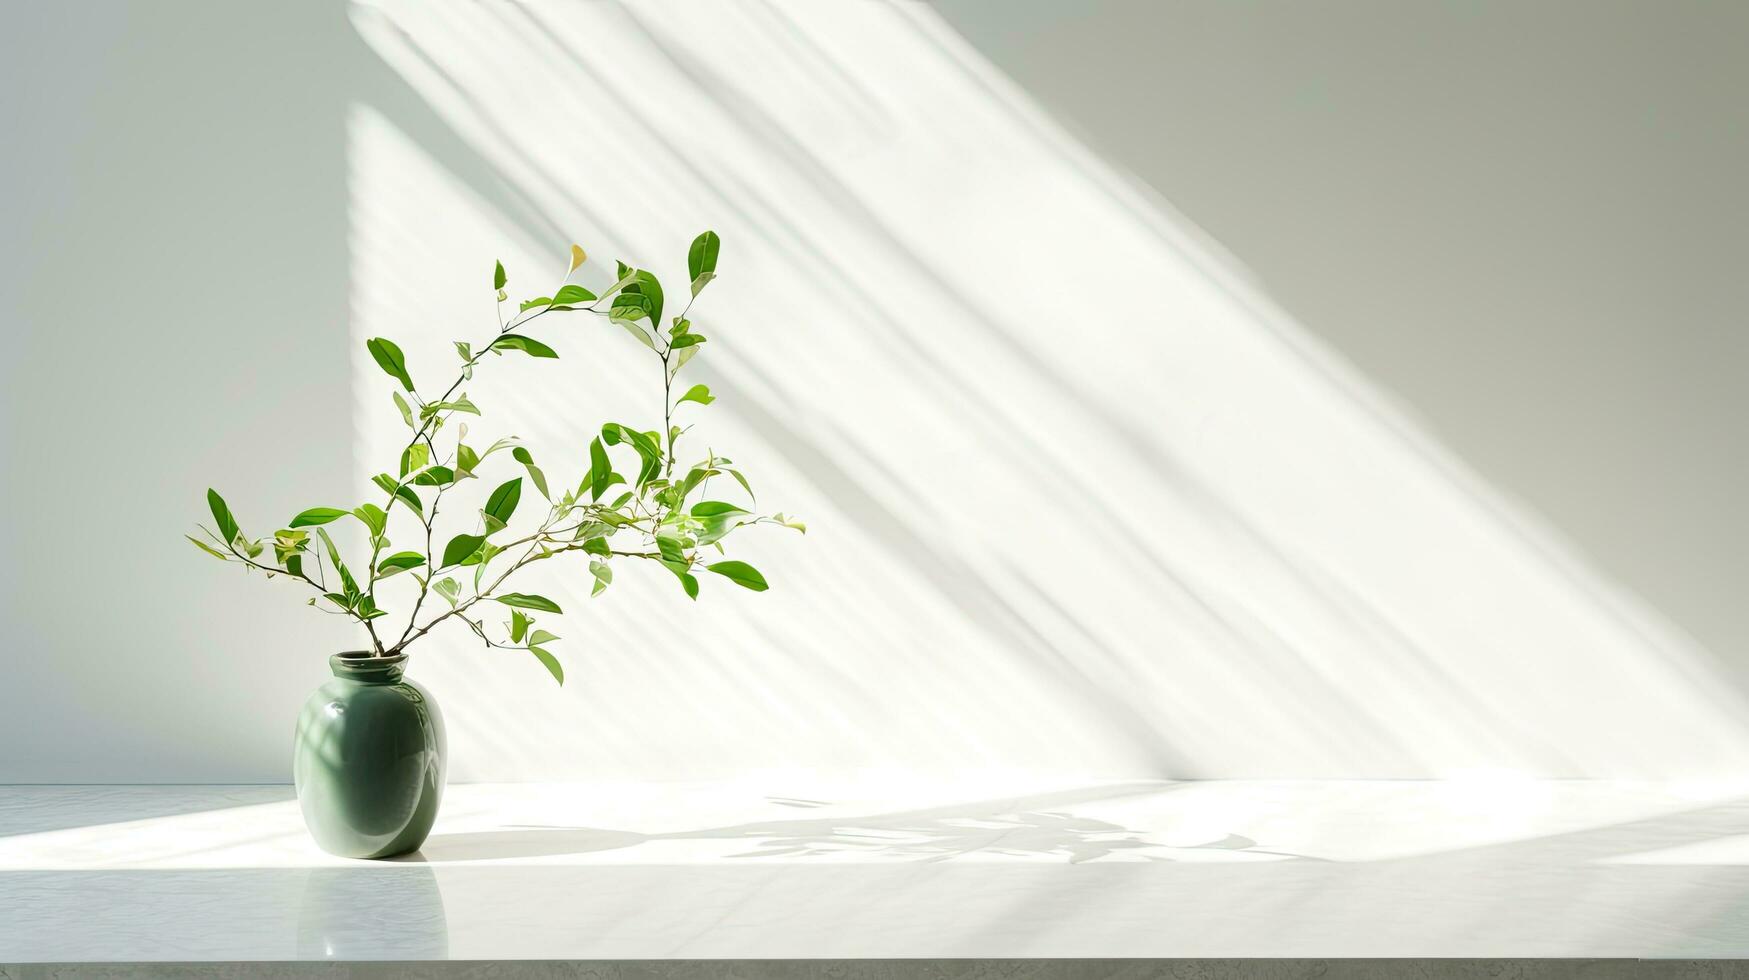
316,526 -> 344,568
614,319 -> 655,350
491,334 -> 559,358
552,283 -> 596,306
392,391 -> 415,429
527,646 -> 564,686
376,551 -> 425,579
529,629 -> 560,645
288,507 -> 348,528
494,260 -> 507,290
680,466 -> 714,499
496,592 -> 563,614
690,501 -> 749,518
423,396 -> 479,415
598,266 -> 639,305
454,341 -> 472,362
604,423 -> 663,466
484,477 -> 522,525
412,466 -> 457,487
387,481 -> 422,516
187,535 -> 230,561
469,540 -> 502,581
352,503 -> 388,538
401,442 -> 430,477
589,559 -> 613,597
433,577 -> 460,607
610,291 -> 651,322
688,230 -> 720,297
316,527 -> 359,597
511,447 -> 551,500
728,468 -> 754,502
441,533 -> 485,568
207,489 -> 240,545
672,345 -> 701,375
677,384 -> 714,406
705,560 -> 768,592
519,296 -> 552,312
628,270 -> 664,328
357,596 -> 389,621
509,608 -> 531,643
679,572 -> 699,600
366,337 -> 414,392
608,291 -> 655,347
456,444 -> 480,477
586,437 -> 612,501
272,528 -> 308,554
481,436 -> 519,459
669,333 -> 706,349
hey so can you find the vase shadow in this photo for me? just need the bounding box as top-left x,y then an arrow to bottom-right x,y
398,826 -> 648,862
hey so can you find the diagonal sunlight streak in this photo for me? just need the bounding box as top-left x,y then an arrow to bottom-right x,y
346,0 -> 1749,780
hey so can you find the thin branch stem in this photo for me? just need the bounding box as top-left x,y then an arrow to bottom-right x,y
358,303 -> 559,654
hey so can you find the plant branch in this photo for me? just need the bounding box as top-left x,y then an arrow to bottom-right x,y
359,303 -> 560,653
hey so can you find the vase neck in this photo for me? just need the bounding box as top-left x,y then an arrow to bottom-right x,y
330,651 -> 408,684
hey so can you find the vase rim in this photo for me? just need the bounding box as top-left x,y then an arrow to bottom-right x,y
330,650 -> 409,682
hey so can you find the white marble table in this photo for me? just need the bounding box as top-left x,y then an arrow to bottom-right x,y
5,777 -> 1749,964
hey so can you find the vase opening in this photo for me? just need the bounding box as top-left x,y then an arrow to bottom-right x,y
330,650 -> 409,684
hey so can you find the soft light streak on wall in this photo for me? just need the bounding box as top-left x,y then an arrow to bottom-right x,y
346,0 -> 1749,780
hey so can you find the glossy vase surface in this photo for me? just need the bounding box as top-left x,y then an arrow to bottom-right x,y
293,652 -> 446,859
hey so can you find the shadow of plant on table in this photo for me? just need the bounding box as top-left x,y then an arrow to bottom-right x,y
406,785 -> 1298,864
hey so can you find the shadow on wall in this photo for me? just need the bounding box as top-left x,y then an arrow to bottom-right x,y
341,0 -> 1749,780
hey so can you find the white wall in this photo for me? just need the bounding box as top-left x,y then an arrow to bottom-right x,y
3,0 -> 1744,783
935,0 -> 1749,678
1,3 -> 364,781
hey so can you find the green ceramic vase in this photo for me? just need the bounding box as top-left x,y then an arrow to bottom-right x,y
293,651 -> 446,859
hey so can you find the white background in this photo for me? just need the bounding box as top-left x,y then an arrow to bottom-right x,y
2,1 -> 1744,783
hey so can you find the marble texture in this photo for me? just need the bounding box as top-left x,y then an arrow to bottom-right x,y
6,779 -> 1749,962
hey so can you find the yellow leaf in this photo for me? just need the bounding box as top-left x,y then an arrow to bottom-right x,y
568,244 -> 587,272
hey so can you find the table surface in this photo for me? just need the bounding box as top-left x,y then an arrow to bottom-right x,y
5,777 -> 1749,961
